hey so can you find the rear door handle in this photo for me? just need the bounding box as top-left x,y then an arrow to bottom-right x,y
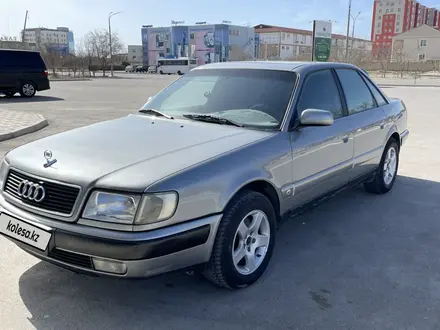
342,135 -> 349,143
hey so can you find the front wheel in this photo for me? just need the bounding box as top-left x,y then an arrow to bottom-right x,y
364,138 -> 399,194
19,82 -> 36,97
204,190 -> 277,289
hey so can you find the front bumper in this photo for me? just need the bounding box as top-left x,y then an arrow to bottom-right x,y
0,195 -> 222,278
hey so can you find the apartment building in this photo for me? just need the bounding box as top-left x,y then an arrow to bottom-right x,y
23,27 -> 75,55
371,0 -> 440,56
254,24 -> 372,61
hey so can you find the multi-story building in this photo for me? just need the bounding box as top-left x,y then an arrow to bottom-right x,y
128,45 -> 143,66
371,0 -> 440,57
22,27 -> 74,55
141,23 -> 256,66
254,24 -> 372,61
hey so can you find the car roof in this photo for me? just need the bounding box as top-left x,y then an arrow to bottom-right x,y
192,61 -> 360,73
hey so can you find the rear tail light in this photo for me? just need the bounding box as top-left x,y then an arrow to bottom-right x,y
43,70 -> 48,77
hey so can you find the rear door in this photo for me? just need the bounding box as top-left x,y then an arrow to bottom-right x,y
334,68 -> 389,181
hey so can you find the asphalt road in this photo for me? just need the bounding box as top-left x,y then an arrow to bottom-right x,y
0,75 -> 439,330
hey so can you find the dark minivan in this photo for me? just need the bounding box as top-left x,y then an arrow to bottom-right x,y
0,49 -> 50,98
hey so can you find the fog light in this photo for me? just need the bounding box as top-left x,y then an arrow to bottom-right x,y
92,258 -> 127,275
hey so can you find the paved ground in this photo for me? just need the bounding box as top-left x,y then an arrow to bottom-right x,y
0,109 -> 47,142
0,75 -> 440,330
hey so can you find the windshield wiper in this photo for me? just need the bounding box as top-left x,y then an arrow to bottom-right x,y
182,113 -> 244,127
139,108 -> 174,119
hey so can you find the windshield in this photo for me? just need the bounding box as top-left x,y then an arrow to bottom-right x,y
141,69 -> 297,129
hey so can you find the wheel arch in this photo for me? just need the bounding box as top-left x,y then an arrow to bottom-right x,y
223,179 -> 281,224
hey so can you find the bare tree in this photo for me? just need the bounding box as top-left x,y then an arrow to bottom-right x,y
375,44 -> 392,78
84,29 -> 123,76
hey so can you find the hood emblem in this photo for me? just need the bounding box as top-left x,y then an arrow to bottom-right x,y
43,150 -> 57,168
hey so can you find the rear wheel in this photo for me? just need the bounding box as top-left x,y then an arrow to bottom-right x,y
177,71 -> 182,75
204,190 -> 276,289
159,70 -> 164,75
364,138 -> 399,194
19,82 -> 36,97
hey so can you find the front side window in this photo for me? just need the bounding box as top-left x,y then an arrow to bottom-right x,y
296,69 -> 344,120
335,69 -> 376,115
142,69 -> 297,129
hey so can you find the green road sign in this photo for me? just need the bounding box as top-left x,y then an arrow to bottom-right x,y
314,37 -> 331,62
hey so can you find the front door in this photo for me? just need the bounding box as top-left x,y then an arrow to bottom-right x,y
288,69 -> 355,209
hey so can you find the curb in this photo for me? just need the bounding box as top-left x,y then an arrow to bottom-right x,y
378,84 -> 440,88
49,78 -> 92,82
0,114 -> 48,142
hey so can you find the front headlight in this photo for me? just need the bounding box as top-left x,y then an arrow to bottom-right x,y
83,191 -> 140,224
82,191 -> 178,225
0,160 -> 8,191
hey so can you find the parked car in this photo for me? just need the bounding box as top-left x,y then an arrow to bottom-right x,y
0,62 -> 409,289
125,65 -> 134,73
135,65 -> 148,73
0,49 -> 50,98
147,65 -> 157,74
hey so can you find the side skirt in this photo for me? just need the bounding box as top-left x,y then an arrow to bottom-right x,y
279,170 -> 377,226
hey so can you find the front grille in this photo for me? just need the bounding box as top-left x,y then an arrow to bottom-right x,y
48,248 -> 93,269
4,169 -> 80,215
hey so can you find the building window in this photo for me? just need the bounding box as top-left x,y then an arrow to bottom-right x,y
420,39 -> 427,46
418,53 -> 426,60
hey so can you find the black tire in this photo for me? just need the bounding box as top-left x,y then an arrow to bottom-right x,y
204,190 -> 277,289
177,71 -> 182,75
19,82 -> 36,98
364,138 -> 399,194
159,71 -> 164,75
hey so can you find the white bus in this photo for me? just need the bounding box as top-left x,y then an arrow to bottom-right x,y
157,57 -> 198,75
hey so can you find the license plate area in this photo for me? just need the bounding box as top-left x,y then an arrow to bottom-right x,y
0,213 -> 52,251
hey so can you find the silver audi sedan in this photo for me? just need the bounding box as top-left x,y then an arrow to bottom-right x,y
0,61 -> 409,289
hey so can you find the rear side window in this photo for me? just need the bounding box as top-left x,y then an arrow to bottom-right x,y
296,69 -> 344,119
335,69 -> 376,115
0,51 -> 46,70
362,75 -> 388,106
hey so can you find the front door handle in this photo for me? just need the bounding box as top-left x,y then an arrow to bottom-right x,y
342,135 -> 349,143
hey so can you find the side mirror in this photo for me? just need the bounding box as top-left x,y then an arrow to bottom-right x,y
300,109 -> 334,126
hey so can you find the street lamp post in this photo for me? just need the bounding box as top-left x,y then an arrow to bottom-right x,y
345,0 -> 352,62
351,11 -> 361,50
108,11 -> 123,77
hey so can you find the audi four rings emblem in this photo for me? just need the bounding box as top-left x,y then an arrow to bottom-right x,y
17,180 -> 46,202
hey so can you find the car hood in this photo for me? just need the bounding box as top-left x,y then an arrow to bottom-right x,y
6,114 -> 273,191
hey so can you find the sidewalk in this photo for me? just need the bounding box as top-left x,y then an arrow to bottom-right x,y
373,77 -> 440,87
0,109 -> 48,142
